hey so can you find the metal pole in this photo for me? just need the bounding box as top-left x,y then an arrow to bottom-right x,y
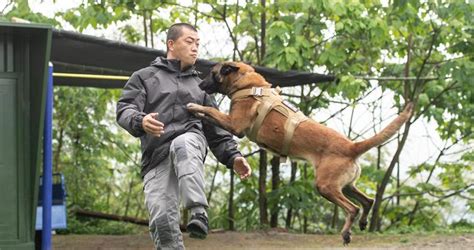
42,62 -> 53,250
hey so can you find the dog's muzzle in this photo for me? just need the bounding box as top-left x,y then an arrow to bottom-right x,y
199,72 -> 221,94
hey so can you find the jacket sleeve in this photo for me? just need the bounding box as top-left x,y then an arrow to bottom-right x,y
202,94 -> 243,169
116,72 -> 147,137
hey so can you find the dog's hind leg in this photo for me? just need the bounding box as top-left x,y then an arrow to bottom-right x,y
343,185 -> 374,231
316,182 -> 360,245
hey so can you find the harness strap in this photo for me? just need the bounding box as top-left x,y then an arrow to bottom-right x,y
281,112 -> 308,156
273,104 -> 289,117
231,86 -> 308,159
248,99 -> 278,142
231,87 -> 281,100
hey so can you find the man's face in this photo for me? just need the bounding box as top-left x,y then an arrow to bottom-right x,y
167,27 -> 199,69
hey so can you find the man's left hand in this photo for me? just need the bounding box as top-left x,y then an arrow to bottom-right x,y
233,156 -> 251,180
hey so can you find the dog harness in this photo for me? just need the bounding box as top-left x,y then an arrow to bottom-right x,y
231,86 -> 308,157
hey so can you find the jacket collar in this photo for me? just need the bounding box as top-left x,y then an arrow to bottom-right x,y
151,57 -> 199,76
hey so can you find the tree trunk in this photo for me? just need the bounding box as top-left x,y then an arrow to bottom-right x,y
260,0 -> 266,63
396,138 -> 400,206
233,0 -> 239,61
142,10 -> 148,47
270,156 -> 280,228
331,205 -> 339,229
207,163 -> 220,203
193,0 -> 198,27
303,162 -> 308,233
124,177 -> 134,217
285,161 -> 297,228
106,185 -> 111,213
53,127 -> 64,172
259,150 -> 269,225
369,121 -> 413,231
135,195 -> 144,218
149,11 -> 154,48
182,208 -> 188,230
403,34 -> 413,98
72,133 -> 81,205
228,169 -> 235,230
408,133 -> 457,225
369,33 -> 418,231
220,2 -> 243,61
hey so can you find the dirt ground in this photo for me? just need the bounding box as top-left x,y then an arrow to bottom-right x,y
53,230 -> 474,249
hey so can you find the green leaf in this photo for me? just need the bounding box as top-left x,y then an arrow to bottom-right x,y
418,93 -> 429,106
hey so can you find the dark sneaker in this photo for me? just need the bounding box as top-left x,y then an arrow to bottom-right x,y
186,212 -> 208,239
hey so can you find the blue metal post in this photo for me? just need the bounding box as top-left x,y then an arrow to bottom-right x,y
42,62 -> 53,250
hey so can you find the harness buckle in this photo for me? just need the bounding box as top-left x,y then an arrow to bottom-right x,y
253,87 -> 263,96
273,86 -> 282,95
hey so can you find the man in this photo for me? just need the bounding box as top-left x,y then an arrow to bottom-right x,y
116,23 -> 251,249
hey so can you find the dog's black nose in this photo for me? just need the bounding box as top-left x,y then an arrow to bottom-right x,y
199,72 -> 220,94
199,78 -> 216,94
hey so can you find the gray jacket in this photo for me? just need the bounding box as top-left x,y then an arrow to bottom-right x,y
116,57 -> 242,177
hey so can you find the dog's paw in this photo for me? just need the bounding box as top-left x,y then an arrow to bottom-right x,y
187,103 -> 202,111
342,231 -> 352,245
195,112 -> 206,118
359,220 -> 368,231
187,103 -> 206,118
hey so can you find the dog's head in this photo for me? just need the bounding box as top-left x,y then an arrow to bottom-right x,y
199,62 -> 255,95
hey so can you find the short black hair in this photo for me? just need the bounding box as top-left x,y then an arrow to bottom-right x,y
166,23 -> 198,54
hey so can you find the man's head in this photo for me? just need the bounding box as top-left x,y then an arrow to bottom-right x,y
166,23 -> 199,70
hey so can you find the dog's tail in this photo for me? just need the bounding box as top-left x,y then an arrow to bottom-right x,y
351,102 -> 414,156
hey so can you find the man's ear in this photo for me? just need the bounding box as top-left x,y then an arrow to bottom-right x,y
167,40 -> 174,52
220,64 -> 240,75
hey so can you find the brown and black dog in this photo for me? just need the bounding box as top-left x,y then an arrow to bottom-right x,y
187,62 -> 413,244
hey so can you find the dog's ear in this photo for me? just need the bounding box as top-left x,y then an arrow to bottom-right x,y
220,64 -> 240,75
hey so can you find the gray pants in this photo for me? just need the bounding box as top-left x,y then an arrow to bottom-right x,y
143,132 -> 209,250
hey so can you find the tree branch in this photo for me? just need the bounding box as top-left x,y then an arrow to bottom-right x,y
381,184 -> 473,202
1,0 -> 13,14
426,55 -> 473,65
404,34 -> 413,98
412,81 -> 459,123
209,3 -> 244,61
355,76 -> 439,81
163,2 -> 221,19
321,86 -> 379,124
412,26 -> 439,100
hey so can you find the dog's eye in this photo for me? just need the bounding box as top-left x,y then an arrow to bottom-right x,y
220,65 -> 240,75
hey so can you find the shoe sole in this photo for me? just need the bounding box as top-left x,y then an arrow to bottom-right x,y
187,221 -> 208,239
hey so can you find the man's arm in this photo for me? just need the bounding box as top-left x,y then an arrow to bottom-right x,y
116,72 -> 148,137
202,94 -> 251,179
117,72 -> 165,138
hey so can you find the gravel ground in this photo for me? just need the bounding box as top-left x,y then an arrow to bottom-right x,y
52,231 -> 474,249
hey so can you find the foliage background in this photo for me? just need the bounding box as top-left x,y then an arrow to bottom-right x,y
2,0 -> 472,235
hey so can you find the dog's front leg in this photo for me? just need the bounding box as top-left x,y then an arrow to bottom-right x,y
187,103 -> 239,136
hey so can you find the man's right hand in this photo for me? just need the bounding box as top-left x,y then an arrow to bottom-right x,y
142,113 -> 165,137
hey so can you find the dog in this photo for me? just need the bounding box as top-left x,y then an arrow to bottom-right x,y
187,62 -> 413,245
